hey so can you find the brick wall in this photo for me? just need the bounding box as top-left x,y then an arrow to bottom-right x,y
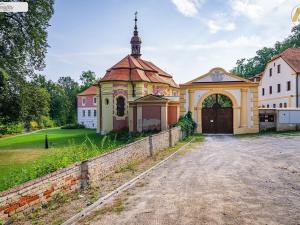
0,127 -> 183,223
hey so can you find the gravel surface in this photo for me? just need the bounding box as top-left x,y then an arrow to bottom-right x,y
85,134 -> 300,225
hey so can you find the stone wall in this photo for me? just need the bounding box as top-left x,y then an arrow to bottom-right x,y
0,127 -> 183,223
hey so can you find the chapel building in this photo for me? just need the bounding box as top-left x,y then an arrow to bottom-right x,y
96,13 -> 180,134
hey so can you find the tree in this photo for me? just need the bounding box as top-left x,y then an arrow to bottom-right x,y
80,70 -> 97,91
58,77 -> 79,124
0,0 -> 54,124
231,25 -> 300,78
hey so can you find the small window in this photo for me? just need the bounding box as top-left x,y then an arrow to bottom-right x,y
259,114 -> 265,122
262,88 -> 265,96
269,68 -> 272,76
284,102 -> 287,108
279,103 -> 283,108
116,96 -> 125,117
132,84 -> 136,97
267,115 -> 275,122
105,98 -> 109,105
273,104 -> 276,108
277,84 -> 281,93
88,110 -> 91,117
94,110 -> 96,117
269,86 -> 272,94
93,97 -> 96,104
287,81 -> 291,91
82,98 -> 86,105
82,110 -> 85,117
267,104 -> 269,108
262,105 -> 265,108
277,64 -> 281,73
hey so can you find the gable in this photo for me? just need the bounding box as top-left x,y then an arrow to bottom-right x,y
183,68 -> 251,85
133,94 -> 168,103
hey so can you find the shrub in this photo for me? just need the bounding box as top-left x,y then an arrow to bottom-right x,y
38,116 -> 55,128
30,120 -> 39,130
61,123 -> 85,129
0,123 -> 24,135
176,111 -> 196,136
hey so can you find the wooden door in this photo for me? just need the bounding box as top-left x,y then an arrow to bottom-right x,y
202,104 -> 233,134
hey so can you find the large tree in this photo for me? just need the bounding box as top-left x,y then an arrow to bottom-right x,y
58,77 -> 79,124
79,70 -> 97,91
0,0 -> 54,123
232,25 -> 300,78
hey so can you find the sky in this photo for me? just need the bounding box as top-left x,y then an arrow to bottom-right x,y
43,0 -> 300,84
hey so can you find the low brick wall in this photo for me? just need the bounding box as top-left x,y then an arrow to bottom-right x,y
0,127 -> 183,223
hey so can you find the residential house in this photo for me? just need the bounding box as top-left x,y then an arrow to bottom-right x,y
257,48 -> 300,109
77,86 -> 97,128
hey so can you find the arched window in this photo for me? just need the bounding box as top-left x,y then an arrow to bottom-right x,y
284,102 -> 287,108
279,103 -> 282,108
116,96 -> 125,117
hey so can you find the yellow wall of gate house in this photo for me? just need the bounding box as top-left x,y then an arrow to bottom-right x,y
180,85 -> 259,135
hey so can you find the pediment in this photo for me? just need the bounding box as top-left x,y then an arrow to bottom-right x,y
183,68 -> 251,85
132,94 -> 168,103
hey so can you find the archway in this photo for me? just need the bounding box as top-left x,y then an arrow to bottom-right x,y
201,94 -> 233,134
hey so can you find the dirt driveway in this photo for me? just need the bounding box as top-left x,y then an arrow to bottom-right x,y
84,134 -> 300,225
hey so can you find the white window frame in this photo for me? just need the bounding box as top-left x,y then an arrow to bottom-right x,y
82,97 -> 86,106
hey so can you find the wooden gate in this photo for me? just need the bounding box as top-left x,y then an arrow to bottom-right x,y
202,103 -> 233,134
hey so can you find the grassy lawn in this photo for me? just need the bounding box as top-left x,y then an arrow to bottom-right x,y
0,128 -> 143,192
0,128 -> 99,150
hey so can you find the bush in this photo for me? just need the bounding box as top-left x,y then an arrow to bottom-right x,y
0,123 -> 24,135
176,111 -> 196,136
30,120 -> 39,130
61,123 -> 85,129
38,116 -> 55,129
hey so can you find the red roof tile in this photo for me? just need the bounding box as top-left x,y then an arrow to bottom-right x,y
271,48 -> 300,73
99,55 -> 179,88
77,86 -> 97,96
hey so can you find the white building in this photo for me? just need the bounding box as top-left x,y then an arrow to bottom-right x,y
257,48 -> 300,109
77,86 -> 97,128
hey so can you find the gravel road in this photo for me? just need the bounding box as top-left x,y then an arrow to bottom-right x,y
85,134 -> 300,225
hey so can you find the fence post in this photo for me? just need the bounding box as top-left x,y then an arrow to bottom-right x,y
80,160 -> 89,189
149,135 -> 153,157
169,128 -> 172,147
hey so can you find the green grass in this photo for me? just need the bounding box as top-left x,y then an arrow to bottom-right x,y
0,128 -> 144,192
0,128 -> 99,150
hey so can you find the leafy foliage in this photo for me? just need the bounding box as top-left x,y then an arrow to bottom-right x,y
80,70 -> 97,91
231,25 -> 300,78
176,112 -> 196,136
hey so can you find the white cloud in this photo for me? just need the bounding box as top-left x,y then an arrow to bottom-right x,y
174,35 -> 274,50
171,0 -> 204,17
229,0 -> 297,23
206,15 -> 236,33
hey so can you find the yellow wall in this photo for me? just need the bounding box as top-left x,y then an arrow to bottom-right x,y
180,85 -> 259,135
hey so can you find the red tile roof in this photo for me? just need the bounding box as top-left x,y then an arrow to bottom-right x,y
99,55 -> 179,88
77,86 -> 97,96
249,72 -> 263,82
271,48 -> 300,73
